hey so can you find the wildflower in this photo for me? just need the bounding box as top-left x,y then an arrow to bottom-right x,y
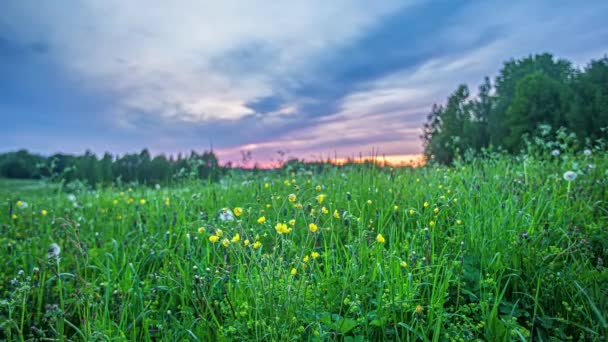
453,198 -> 458,203
456,220 -> 462,225
67,194 -> 76,202
409,209 -> 415,215
311,251 -> 320,259
233,207 -> 243,217
275,222 -> 292,234
415,305 -> 423,315
41,210 -> 48,216
290,268 -> 297,275
219,208 -> 235,221
209,235 -> 220,243
16,201 -> 28,209
400,261 -> 407,268
284,180 -> 290,186
394,205 -> 399,211
264,182 -> 270,188
315,185 -> 322,192
329,211 -> 338,220
316,194 -> 326,204
321,207 -> 329,214
423,202 -> 429,208
243,239 -> 250,246
433,207 -> 439,214
309,223 -> 318,233
367,200 -> 372,205
139,199 -> 146,205
222,238 -> 231,247
303,255 -> 310,263
165,198 -> 170,206
584,149 -> 592,156
563,171 -> 577,181
289,219 -> 296,226
376,234 -> 386,244
257,216 -> 266,224
551,149 -> 560,157
198,227 -> 205,234
288,194 -> 297,202
47,243 -> 61,259
430,220 -> 436,227
12,214 -> 17,220
231,233 -> 241,243
253,241 -> 262,249
215,229 -> 223,237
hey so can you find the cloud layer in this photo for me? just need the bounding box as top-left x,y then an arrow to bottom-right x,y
1,0 -> 607,165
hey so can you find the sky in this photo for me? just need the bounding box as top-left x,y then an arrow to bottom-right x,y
1,0 -> 607,167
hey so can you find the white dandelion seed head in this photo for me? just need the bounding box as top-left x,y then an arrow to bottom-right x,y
588,163 -> 596,169
551,149 -> 560,157
219,208 -> 235,222
67,194 -> 76,202
155,184 -> 161,190
17,201 -> 28,209
583,149 -> 592,156
47,243 -> 61,259
563,171 -> 577,181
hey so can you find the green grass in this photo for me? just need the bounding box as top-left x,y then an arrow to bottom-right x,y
1,152 -> 607,341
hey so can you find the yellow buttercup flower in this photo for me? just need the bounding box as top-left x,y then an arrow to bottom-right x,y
264,182 -> 270,188
198,227 -> 205,234
231,233 -> 241,243
423,202 -> 429,208
376,234 -> 386,244
139,199 -> 146,205
456,220 -> 462,225
367,200 -> 372,205
394,205 -> 399,211
333,210 -> 340,219
315,185 -> 322,192
222,238 -> 231,247
316,194 -> 326,204
289,219 -> 296,226
433,207 -> 439,214
253,241 -> 262,249
41,210 -> 48,216
288,193 -> 297,202
309,223 -> 318,233
303,255 -> 310,263
430,220 -> 436,227
215,229 -> 223,237
234,207 -> 243,217
321,207 -> 329,214
275,222 -> 292,234
243,239 -> 250,247
409,209 -> 415,215
209,235 -> 219,243
12,214 -> 17,220
290,268 -> 297,275
257,216 -> 266,224
400,261 -> 407,268
311,251 -> 320,259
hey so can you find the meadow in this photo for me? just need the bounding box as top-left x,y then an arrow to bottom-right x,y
1,149 -> 606,341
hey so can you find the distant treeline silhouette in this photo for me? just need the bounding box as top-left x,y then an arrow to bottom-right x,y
0,149 -> 223,185
423,53 -> 608,163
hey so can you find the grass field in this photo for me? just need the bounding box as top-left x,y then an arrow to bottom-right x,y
1,152 -> 607,341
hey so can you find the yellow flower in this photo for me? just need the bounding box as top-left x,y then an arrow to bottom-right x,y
290,268 -> 297,275
311,251 -> 320,259
303,255 -> 310,263
127,198 -> 134,204
433,207 -> 439,214
440,195 -> 445,200
438,185 -> 443,189
367,200 -> 372,205
453,198 -> 458,203
321,206 -> 329,214
234,207 -> 243,217
139,199 -> 146,205
243,239 -> 250,247
266,204 -> 271,208
257,216 -> 266,224
315,185 -> 322,192
415,305 -> 424,315
198,227 -> 205,234
12,214 -> 17,220
222,238 -> 231,247
316,194 -> 326,204
376,234 -> 386,244
253,241 -> 262,249
264,182 -> 270,188
209,235 -> 220,243
16,201 -> 23,207
284,180 -> 291,186
231,233 -> 241,243
400,261 -> 407,268
41,210 -> 48,216
429,220 -> 436,227
289,219 -> 296,226
275,222 -> 292,234
409,209 -> 415,215
333,210 -> 340,219
165,198 -> 170,206
288,193 -> 297,202
423,202 -> 429,208
215,229 -> 223,237
456,220 -> 462,225
308,223 -> 318,233
394,205 -> 399,211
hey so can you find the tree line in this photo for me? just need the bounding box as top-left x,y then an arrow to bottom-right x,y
0,149 -> 224,185
423,53 -> 608,163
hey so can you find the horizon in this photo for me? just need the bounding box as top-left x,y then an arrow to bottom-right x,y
2,1 -> 607,165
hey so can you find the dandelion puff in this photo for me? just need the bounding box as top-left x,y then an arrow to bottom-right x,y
583,149 -> 592,156
67,194 -> 76,202
16,201 -> 28,209
563,171 -> 577,181
551,149 -> 560,157
219,208 -> 235,222
47,243 -> 61,259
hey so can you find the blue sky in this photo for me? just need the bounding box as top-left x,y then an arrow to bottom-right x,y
1,0 -> 607,165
